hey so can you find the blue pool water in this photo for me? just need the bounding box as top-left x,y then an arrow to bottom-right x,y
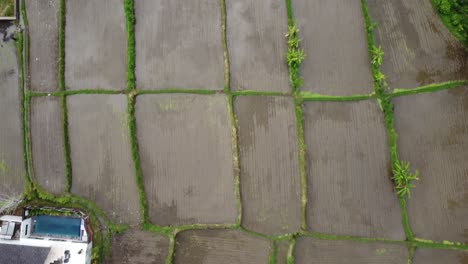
32,215 -> 81,239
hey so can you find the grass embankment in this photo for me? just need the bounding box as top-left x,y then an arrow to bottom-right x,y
391,80 -> 468,97
124,0 -> 135,92
57,0 -> 72,193
284,0 -> 308,236
0,0 -> 14,17
431,0 -> 468,46
361,0 -> 417,240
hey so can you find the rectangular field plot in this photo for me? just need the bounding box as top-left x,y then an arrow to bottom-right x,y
226,0 -> 290,92
234,96 -> 301,235
173,230 -> 270,264
68,95 -> 140,225
135,94 -> 237,226
413,248 -> 468,264
394,87 -> 468,243
293,0 -> 374,95
106,228 -> 169,264
31,97 -> 66,194
135,0 -> 224,90
294,238 -> 408,263
65,0 -> 126,90
303,101 -> 404,239
367,0 -> 468,89
0,33 -> 24,195
25,0 -> 58,91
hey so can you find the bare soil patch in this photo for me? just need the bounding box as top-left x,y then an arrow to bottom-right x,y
25,0 -> 58,91
106,228 -> 169,264
303,101 -> 404,239
65,0 -> 126,90
412,248 -> 468,264
293,0 -> 374,95
226,0 -> 290,92
234,96 -> 301,235
135,94 -> 237,226
135,0 -> 224,90
294,237 -> 408,263
367,0 -> 468,89
394,87 -> 468,242
68,95 -> 140,225
173,229 -> 270,264
0,31 -> 24,195
31,97 -> 65,194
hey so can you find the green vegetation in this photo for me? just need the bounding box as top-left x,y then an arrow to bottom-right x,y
286,238 -> 296,264
392,161 -> 419,198
137,88 -> 217,95
126,95 -> 149,223
61,95 -> 72,192
300,92 -> 375,102
231,90 -> 290,97
123,0 -> 136,91
361,0 -> 416,240
432,0 -> 468,45
57,0 -> 72,192
226,95 -> 242,226
0,0 -> 14,17
391,80 -> 468,97
166,235 -> 176,264
28,207 -> 81,217
268,241 -> 277,264
294,98 -> 308,231
286,22 -> 306,91
220,0 -> 230,92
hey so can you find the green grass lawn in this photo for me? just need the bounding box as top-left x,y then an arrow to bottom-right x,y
0,0 -> 14,17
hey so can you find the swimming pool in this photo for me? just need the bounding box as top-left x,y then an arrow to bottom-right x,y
32,215 -> 81,240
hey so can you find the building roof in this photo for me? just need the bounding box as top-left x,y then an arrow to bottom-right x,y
0,244 -> 50,264
0,215 -> 22,222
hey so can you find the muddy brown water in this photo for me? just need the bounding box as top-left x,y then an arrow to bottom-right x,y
106,228 -> 169,264
412,248 -> 468,264
394,87 -> 468,243
227,0 -> 290,92
0,27 -> 24,195
68,95 -> 140,225
135,94 -> 237,226
30,97 -> 66,194
367,0 -> 468,89
293,0 -> 374,95
303,101 -> 404,239
173,229 -> 270,264
135,0 -> 224,90
295,237 -> 408,263
25,0 -> 59,91
234,96 -> 301,236
65,0 -> 126,90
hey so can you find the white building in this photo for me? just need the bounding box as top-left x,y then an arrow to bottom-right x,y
0,208 -> 93,264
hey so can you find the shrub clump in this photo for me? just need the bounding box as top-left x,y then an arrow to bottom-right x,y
392,160 -> 419,198
286,22 -> 306,91
433,0 -> 468,45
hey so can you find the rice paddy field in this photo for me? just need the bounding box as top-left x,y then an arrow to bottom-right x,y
0,0 -> 467,263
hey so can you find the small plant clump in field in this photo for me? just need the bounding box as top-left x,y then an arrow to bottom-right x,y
286,22 -> 306,91
392,160 -> 419,198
